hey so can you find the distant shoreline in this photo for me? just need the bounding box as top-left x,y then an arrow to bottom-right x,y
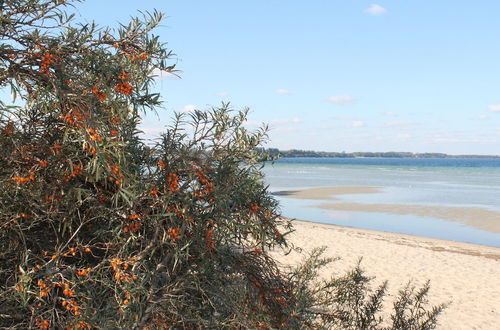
264,148 -> 500,159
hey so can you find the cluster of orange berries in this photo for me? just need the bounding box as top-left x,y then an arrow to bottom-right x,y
168,227 -> 181,242
38,51 -> 58,75
12,173 -> 36,184
87,128 -> 102,143
114,71 -> 133,96
194,166 -> 215,195
108,164 -> 123,185
74,321 -> 92,329
57,282 -> 75,297
110,116 -> 120,124
60,297 -> 80,316
76,267 -> 92,276
121,290 -> 132,306
35,319 -> 50,329
91,85 -> 107,102
129,53 -> 148,61
36,319 -> 91,329
63,247 -> 77,257
37,280 -> 51,298
64,164 -> 83,182
111,258 -> 138,284
41,246 -> 91,260
250,203 -> 260,215
206,228 -> 215,251
167,173 -> 180,193
61,109 -> 85,127
124,214 -> 142,233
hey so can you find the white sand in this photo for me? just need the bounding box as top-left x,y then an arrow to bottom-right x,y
272,220 -> 500,330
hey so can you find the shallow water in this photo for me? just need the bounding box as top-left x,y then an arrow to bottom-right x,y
263,157 -> 500,247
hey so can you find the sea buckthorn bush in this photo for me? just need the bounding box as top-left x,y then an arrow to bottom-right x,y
1,1 -> 444,329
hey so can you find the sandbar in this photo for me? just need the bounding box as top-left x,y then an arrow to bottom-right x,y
273,186 -> 381,200
274,186 -> 500,234
317,202 -> 500,233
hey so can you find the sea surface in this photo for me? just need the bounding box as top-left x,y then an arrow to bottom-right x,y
263,157 -> 500,247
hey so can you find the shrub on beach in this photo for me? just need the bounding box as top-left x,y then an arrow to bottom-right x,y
0,1 -> 445,328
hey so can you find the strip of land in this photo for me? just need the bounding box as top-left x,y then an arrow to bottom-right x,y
317,202 -> 500,233
274,186 -> 500,233
272,186 -> 381,200
271,220 -> 500,329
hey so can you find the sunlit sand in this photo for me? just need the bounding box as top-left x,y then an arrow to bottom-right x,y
272,220 -> 500,329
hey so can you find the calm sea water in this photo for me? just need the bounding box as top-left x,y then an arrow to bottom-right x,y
263,157 -> 500,247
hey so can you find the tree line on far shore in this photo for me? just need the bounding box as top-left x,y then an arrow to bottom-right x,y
264,148 -> 500,159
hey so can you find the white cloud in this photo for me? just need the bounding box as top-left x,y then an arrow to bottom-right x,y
243,120 -> 262,128
479,114 -> 490,120
431,137 -> 496,143
397,133 -> 411,139
351,120 -> 365,128
365,4 -> 387,16
383,120 -> 415,127
488,104 -> 500,112
245,118 -> 301,128
332,116 -> 359,121
140,126 -> 165,135
179,104 -> 197,113
327,95 -> 356,105
275,88 -> 291,95
273,126 -> 299,132
270,118 -> 301,125
382,111 -> 397,117
215,92 -> 228,97
151,68 -> 179,80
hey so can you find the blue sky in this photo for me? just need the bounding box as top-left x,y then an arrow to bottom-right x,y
20,1 -> 500,154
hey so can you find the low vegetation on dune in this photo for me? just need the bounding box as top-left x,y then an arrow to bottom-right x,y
0,1 -> 445,328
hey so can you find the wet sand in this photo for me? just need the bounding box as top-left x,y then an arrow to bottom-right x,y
273,186 -> 381,200
272,220 -> 500,329
318,202 -> 500,233
274,186 -> 500,233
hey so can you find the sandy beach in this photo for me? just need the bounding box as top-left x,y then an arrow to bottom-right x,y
272,220 -> 500,329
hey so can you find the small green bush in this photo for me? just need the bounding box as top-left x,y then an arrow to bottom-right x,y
285,248 -> 447,329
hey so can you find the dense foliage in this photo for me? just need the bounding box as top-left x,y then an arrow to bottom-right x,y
0,1 -> 445,328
